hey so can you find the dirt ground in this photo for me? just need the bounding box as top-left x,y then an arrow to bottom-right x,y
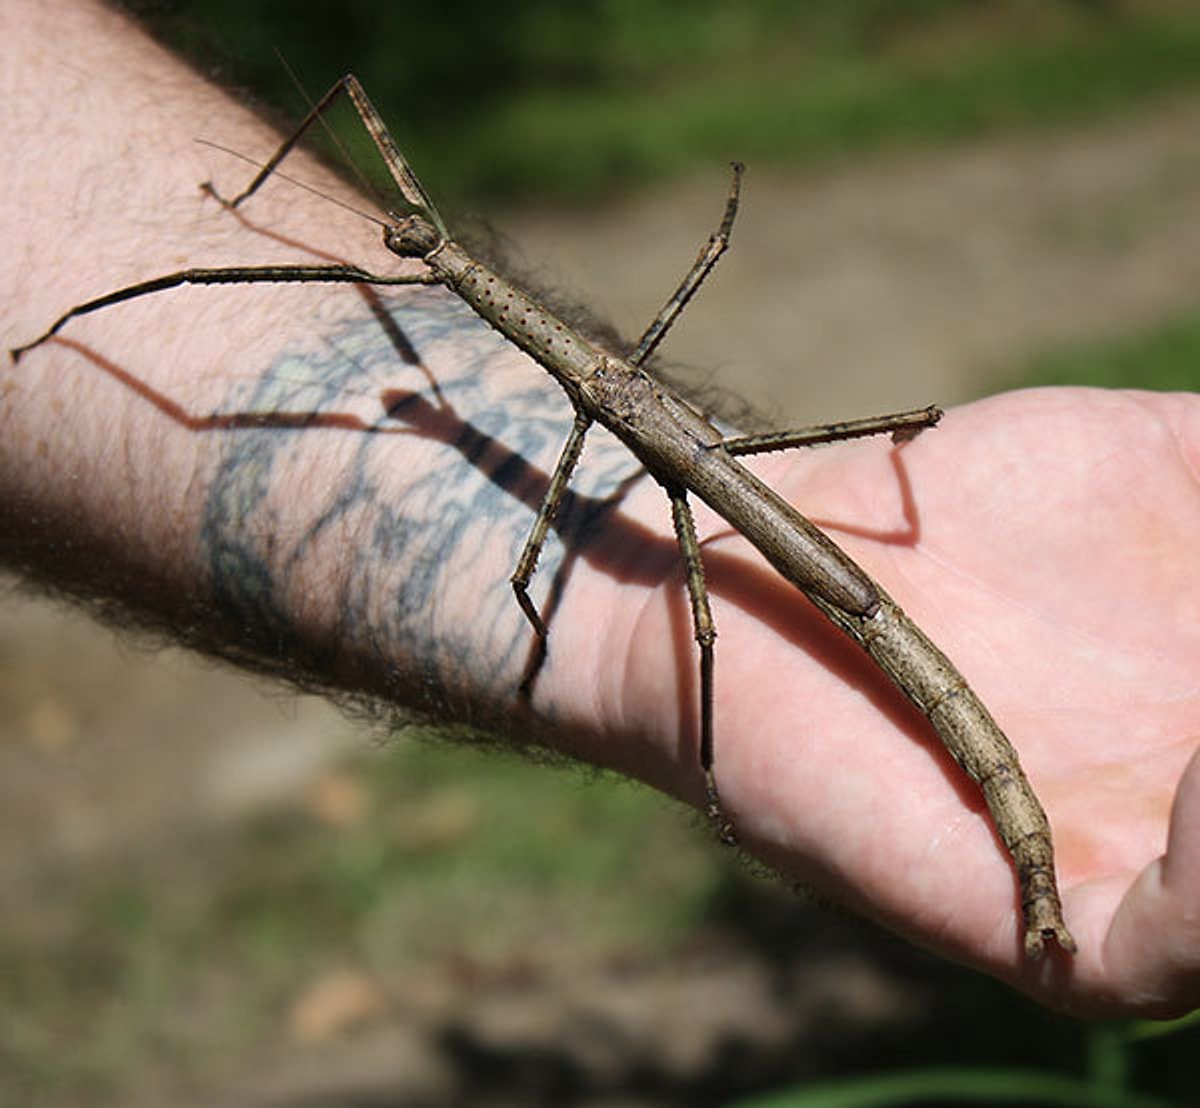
6,91 -> 1200,1105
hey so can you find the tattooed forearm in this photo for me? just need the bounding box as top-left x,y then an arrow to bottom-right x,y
198,289 -> 643,727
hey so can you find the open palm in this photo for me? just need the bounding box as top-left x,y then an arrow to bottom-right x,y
621,386 -> 1200,1016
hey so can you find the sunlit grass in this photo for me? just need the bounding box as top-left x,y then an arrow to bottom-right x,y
135,1 -> 1200,205
437,14 -> 1200,203
1010,309 -> 1200,392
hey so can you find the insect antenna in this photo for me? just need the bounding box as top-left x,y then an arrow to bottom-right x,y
194,139 -> 390,231
274,56 -> 394,216
276,56 -> 448,240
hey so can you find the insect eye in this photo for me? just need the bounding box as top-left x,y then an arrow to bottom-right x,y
384,216 -> 441,258
383,224 -> 418,257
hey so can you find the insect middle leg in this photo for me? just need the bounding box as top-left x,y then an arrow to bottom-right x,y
628,163 -> 744,368
510,412 -> 593,643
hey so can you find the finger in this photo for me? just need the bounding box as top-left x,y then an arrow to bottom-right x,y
1102,744 -> 1200,1017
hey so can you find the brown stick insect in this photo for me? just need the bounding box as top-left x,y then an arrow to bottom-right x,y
11,75 -> 1075,958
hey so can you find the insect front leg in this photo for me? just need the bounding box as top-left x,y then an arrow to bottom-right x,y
10,267 -> 439,364
202,74 -> 448,241
665,485 -> 735,846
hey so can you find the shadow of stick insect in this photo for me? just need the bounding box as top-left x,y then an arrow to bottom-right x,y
11,75 -> 1075,959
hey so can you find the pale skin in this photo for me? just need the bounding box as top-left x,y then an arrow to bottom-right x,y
4,0 -> 1200,1018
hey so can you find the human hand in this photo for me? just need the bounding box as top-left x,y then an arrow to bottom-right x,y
616,387 -> 1200,1016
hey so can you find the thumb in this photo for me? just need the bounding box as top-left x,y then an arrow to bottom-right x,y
1103,744 -> 1200,1017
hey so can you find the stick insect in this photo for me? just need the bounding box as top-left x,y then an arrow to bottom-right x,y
11,75 -> 1075,958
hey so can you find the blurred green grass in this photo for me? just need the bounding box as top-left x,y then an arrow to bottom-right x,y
128,0 -> 1200,206
1010,309 -> 1200,392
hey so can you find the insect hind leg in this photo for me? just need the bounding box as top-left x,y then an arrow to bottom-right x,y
666,485 -> 736,846
721,405 -> 943,457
